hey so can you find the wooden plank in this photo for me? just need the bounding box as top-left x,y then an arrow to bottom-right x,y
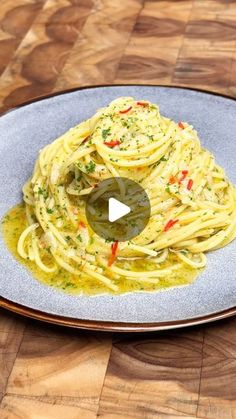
54,0 -> 144,91
0,310 -> 25,335
24,317 -> 90,339
132,0 -> 193,48
3,332 -> 112,417
115,39 -> 179,85
183,3 -> 236,51
0,310 -> 25,401
203,317 -> 236,358
0,328 -> 24,355
0,0 -> 46,76
172,48 -> 234,95
197,357 -> 236,418
228,51 -> 236,97
114,0 -> 193,85
0,0 -> 94,111
0,353 -> 19,403
173,0 -> 236,95
98,329 -> 204,417
192,0 -> 236,16
196,316 -> 236,418
0,310 -> 25,402
0,394 -> 98,419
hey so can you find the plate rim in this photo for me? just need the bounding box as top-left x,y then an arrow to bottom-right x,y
1,83 -> 236,117
1,296 -> 235,332
0,83 -> 235,332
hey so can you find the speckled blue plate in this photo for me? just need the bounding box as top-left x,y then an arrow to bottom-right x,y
0,85 -> 235,332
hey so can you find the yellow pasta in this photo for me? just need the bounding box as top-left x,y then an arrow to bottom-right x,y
13,97 -> 236,293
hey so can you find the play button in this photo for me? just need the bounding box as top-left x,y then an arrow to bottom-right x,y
108,198 -> 130,222
85,177 -> 150,242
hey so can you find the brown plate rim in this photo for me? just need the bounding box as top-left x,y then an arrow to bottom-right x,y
0,296 -> 235,332
0,83 -> 235,332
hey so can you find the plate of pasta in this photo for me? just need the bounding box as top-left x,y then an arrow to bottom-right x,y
0,85 -> 235,331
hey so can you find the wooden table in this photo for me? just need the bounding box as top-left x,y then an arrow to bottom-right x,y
0,1 -> 235,417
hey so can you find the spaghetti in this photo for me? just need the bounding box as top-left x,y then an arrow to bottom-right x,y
7,97 -> 236,293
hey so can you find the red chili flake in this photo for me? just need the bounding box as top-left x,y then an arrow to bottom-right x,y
111,241 -> 118,254
104,140 -> 121,148
108,241 -> 119,267
78,221 -> 86,228
169,175 -> 177,184
178,122 -> 185,129
93,183 -> 98,188
187,179 -> 193,190
137,101 -> 148,107
164,219 -> 179,232
179,170 -> 189,183
119,106 -> 132,114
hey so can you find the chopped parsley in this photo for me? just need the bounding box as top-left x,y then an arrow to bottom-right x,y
85,161 -> 96,173
102,128 -> 111,139
37,187 -> 48,199
46,208 -> 54,214
160,156 -> 167,162
105,238 -> 114,243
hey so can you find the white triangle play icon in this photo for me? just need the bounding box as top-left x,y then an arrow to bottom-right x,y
108,197 -> 131,223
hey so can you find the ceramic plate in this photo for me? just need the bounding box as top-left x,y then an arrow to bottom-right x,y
0,85 -> 235,331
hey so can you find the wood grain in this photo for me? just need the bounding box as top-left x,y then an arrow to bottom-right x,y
172,0 -> 236,94
0,311 -> 25,403
0,0 -> 46,76
113,0 -> 191,85
198,357 -> 236,418
0,394 -> 98,419
98,330 -> 204,417
115,39 -> 179,85
173,48 -> 234,94
0,0 -> 236,417
228,51 -> 236,97
203,316 -> 236,358
184,0 -> 236,51
0,0 -> 94,111
54,0 -> 144,91
1,331 -> 112,417
127,0 -> 193,48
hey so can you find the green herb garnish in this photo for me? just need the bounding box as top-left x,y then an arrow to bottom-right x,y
46,208 -> 54,214
85,161 -> 96,173
102,128 -> 111,139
